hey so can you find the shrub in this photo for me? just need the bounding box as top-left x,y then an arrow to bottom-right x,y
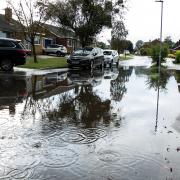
150,44 -> 169,66
140,48 -> 151,56
175,51 -> 180,64
168,54 -> 175,59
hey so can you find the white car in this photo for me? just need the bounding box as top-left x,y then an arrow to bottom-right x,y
103,50 -> 119,67
43,44 -> 67,57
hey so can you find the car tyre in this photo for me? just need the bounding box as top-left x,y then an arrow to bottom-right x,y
100,60 -> 104,69
56,51 -> 62,57
1,59 -> 14,71
116,61 -> 119,67
109,60 -> 113,68
68,65 -> 73,69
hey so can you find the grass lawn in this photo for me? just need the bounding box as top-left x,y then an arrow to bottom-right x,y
119,54 -> 134,61
19,57 -> 68,69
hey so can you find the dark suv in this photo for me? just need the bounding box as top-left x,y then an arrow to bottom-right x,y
67,47 -> 104,69
0,38 -> 27,71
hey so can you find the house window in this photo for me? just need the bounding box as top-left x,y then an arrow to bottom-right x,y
34,36 -> 41,45
0,31 -> 7,38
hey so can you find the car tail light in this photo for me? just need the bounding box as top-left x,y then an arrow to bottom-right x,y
17,49 -> 27,56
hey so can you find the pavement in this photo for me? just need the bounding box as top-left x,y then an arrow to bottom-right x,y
14,67 -> 69,76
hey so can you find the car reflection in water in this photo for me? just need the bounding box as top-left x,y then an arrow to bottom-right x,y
67,68 -> 104,87
0,71 -> 28,114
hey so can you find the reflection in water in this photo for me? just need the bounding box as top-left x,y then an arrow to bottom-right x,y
1,65 -> 180,179
174,70 -> 180,93
146,67 -> 171,91
111,67 -> 133,101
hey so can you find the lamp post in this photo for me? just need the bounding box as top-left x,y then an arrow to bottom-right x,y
155,0 -> 164,132
156,0 -> 164,71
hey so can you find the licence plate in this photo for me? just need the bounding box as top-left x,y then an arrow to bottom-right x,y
72,61 -> 79,64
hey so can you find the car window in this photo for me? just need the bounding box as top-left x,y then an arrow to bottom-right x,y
0,40 -> 15,48
15,42 -> 26,49
103,51 -> 112,55
114,51 -> 118,55
73,48 -> 93,55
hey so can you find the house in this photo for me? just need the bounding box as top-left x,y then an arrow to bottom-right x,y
38,24 -> 81,54
0,8 -> 22,39
174,45 -> 180,51
0,8 -> 81,54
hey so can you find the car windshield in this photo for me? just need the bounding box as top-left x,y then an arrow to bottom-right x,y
73,48 -> 93,56
103,51 -> 112,55
16,42 -> 26,49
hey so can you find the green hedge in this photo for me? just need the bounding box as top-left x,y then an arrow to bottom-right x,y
175,50 -> 180,64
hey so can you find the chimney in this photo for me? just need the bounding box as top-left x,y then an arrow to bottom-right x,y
5,7 -> 12,23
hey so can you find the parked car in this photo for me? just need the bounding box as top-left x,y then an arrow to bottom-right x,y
103,50 -> 119,67
0,38 -> 27,71
43,44 -> 67,57
67,47 -> 104,69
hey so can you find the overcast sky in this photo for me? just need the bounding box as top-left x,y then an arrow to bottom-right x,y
1,0 -> 180,45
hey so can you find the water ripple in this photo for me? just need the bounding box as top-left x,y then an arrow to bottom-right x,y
97,149 -> 120,163
60,131 -> 86,144
0,148 -> 40,169
60,128 -> 107,144
0,118 -> 9,126
41,148 -> 78,168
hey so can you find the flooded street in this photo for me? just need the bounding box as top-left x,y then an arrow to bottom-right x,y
1,57 -> 180,179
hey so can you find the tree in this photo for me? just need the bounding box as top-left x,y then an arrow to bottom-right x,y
7,0 -> 48,63
111,39 -> 133,54
111,20 -> 128,40
150,44 -> 169,66
40,0 -> 127,47
135,40 -> 144,51
40,0 -> 113,47
164,36 -> 174,49
97,41 -> 107,49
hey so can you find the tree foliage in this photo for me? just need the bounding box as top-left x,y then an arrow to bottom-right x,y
39,0 -> 127,47
111,39 -> 133,54
111,21 -> 128,40
164,36 -> 174,49
41,0 -> 114,47
135,40 -> 144,51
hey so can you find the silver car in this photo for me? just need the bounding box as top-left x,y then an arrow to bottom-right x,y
103,50 -> 119,67
43,44 -> 67,57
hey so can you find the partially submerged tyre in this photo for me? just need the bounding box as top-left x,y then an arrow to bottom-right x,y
1,59 -> 14,71
100,60 -> 104,69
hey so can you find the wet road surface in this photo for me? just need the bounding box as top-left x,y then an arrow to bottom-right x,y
1,57 -> 180,179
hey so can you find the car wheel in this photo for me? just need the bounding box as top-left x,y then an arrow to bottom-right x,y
100,60 -> 104,69
109,60 -> 113,68
116,61 -> 119,67
68,65 -> 73,69
1,59 -> 14,71
56,51 -> 61,57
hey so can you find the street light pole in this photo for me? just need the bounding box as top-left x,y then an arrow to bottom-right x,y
156,0 -> 164,71
155,0 -> 164,132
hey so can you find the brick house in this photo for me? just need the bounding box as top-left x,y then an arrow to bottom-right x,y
0,8 -> 22,39
0,8 -> 81,54
40,24 -> 81,54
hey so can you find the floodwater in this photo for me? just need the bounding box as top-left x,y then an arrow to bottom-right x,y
0,57 -> 180,179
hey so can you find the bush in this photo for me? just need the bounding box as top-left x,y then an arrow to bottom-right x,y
175,51 -> 180,64
140,48 -> 151,56
168,54 -> 175,59
150,44 -> 169,66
